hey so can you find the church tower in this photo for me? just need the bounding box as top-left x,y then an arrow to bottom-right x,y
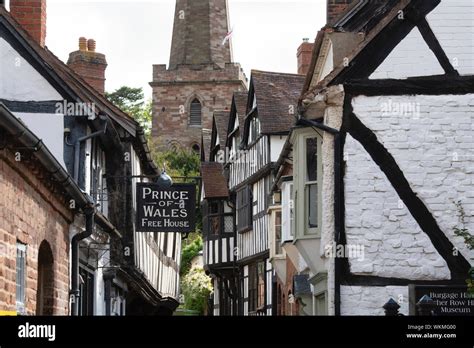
150,0 -> 247,153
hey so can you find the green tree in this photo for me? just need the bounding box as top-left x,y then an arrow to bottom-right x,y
181,267 -> 213,315
152,147 -> 200,179
106,86 -> 152,137
180,235 -> 203,276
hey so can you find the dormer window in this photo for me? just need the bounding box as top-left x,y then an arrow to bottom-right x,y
190,99 -> 202,126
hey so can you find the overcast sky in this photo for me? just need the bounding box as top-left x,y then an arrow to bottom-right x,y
41,0 -> 326,99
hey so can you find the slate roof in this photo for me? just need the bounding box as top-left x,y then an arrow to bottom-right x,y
233,92 -> 248,128
213,111 -> 229,149
249,70 -> 305,134
201,129 -> 212,162
201,162 -> 229,198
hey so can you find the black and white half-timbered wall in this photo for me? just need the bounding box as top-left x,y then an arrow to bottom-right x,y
292,0 -> 474,315
225,71 -> 305,315
201,109 -> 238,316
0,4 -> 180,315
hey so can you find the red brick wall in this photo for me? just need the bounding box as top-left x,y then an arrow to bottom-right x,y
68,50 -> 107,95
10,0 -> 47,47
327,0 -> 356,25
0,149 -> 73,315
297,41 -> 314,75
275,257 -> 300,316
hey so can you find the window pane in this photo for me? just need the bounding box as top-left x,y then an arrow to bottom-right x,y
16,243 -> 26,307
190,99 -> 202,126
289,184 -> 294,237
257,262 -> 265,309
209,216 -> 220,235
306,138 -> 318,182
307,184 -> 318,229
275,211 -> 282,255
224,215 -> 233,233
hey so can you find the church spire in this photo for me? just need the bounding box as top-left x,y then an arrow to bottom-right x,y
169,0 -> 233,69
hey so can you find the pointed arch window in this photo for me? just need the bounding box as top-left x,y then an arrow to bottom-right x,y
190,99 -> 202,126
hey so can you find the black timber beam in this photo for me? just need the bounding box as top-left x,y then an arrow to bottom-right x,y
344,75 -> 474,96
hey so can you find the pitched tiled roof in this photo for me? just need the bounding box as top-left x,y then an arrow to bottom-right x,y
213,111 -> 229,149
201,162 -> 229,198
201,128 -> 212,161
250,70 -> 305,134
233,92 -> 248,127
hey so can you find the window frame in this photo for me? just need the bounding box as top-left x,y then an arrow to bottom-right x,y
236,186 -> 252,233
248,261 -> 266,314
16,242 -> 27,314
90,137 -> 107,216
78,264 -> 95,316
189,98 -> 202,127
294,130 -> 322,238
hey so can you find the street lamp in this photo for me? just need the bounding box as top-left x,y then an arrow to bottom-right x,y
157,165 -> 173,188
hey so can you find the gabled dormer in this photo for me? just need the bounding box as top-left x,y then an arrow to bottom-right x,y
210,111 -> 229,163
226,92 -> 248,161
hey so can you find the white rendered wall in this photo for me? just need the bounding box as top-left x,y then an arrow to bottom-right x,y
341,286 -> 409,315
270,135 -> 287,162
371,0 -> 474,79
15,112 -> 66,169
0,38 -> 62,101
344,133 -> 450,280
352,94 -> 474,266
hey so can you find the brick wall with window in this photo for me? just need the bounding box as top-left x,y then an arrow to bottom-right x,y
0,145 -> 73,315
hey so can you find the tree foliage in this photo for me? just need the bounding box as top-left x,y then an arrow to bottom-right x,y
151,147 -> 200,179
181,267 -> 213,315
105,86 -> 152,137
180,234 -> 203,276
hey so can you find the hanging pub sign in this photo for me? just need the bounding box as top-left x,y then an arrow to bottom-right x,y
136,183 -> 196,233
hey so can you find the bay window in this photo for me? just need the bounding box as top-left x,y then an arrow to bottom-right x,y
294,130 -> 322,238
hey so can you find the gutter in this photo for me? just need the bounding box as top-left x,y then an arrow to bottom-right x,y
136,126 -> 158,175
295,117 -> 342,316
0,103 -> 92,208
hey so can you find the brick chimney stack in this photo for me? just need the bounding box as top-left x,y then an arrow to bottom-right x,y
327,0 -> 357,25
297,38 -> 314,76
10,0 -> 47,47
67,38 -> 108,94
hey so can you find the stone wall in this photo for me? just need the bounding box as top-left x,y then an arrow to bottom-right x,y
151,63 -> 246,151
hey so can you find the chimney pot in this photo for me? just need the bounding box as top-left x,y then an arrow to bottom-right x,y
79,37 -> 88,51
87,39 -> 96,52
68,39 -> 108,94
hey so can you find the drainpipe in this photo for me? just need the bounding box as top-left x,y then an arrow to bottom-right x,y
71,207 -> 95,316
73,122 -> 107,184
333,133 -> 342,316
